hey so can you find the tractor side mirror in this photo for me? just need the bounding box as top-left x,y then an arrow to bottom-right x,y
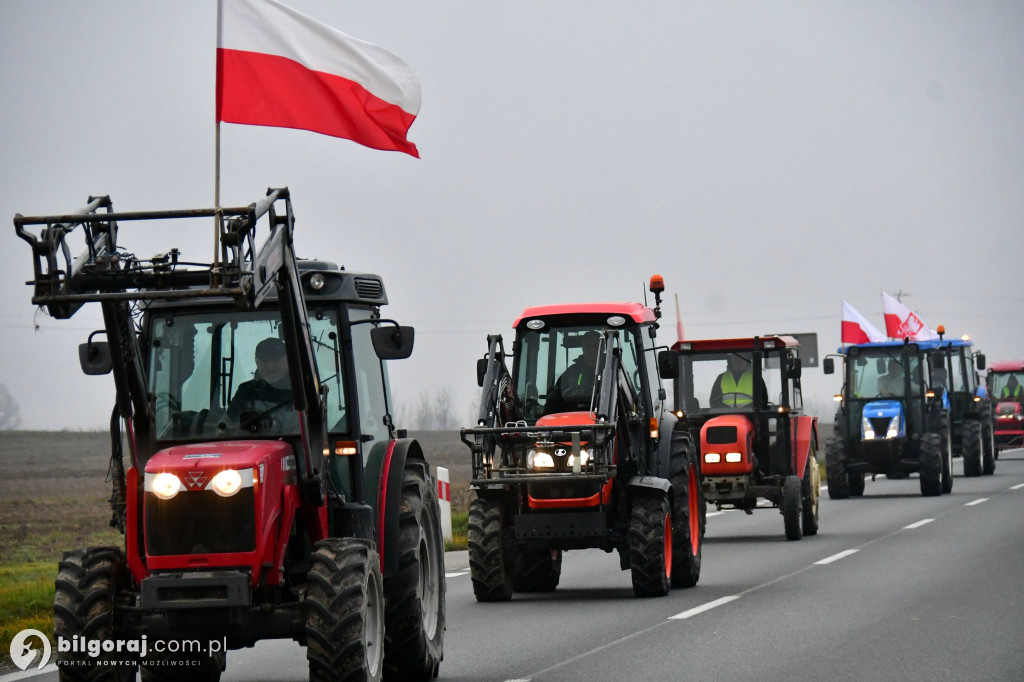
657,350 -> 678,379
371,325 -> 415,360
976,354 -> 986,371
476,358 -> 488,387
789,357 -> 802,379
823,357 -> 834,375
79,341 -> 112,376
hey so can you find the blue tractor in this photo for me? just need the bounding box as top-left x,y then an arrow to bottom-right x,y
823,340 -> 952,498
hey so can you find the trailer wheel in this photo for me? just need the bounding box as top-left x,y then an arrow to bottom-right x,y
825,435 -> 850,500
511,549 -> 562,592
384,463 -> 445,680
783,475 -> 803,541
629,494 -> 672,598
962,420 -> 983,477
918,433 -> 943,497
468,497 -> 512,602
306,539 -> 384,682
54,547 -> 136,682
801,447 -> 820,537
671,463 -> 702,588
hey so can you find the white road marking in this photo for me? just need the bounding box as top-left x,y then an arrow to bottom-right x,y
904,518 -> 934,529
445,571 -> 468,578
669,595 -> 741,620
815,549 -> 859,565
964,498 -> 989,507
1010,483 -> 1024,491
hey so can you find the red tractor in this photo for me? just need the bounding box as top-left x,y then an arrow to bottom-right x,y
987,360 -> 1024,451
661,336 -> 820,540
460,277 -> 704,599
15,189 -> 444,681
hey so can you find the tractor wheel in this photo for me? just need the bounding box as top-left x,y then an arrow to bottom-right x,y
801,449 -> 820,537
671,462 -> 702,588
934,411 -> 953,494
383,463 -> 445,681
467,497 -> 512,602
54,547 -> 137,682
962,420 -> 983,477
918,433 -> 943,497
982,417 -> 996,475
824,435 -> 850,500
629,494 -> 672,598
511,549 -> 562,592
305,538 -> 385,682
783,475 -> 803,541
848,471 -> 865,497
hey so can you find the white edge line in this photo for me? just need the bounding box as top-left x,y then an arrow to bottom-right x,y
815,549 -> 859,565
444,571 -> 468,578
1010,483 -> 1024,491
669,595 -> 740,620
0,664 -> 57,681
964,498 -> 989,507
904,518 -> 935,530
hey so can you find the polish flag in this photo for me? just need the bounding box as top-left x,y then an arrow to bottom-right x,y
841,300 -> 886,345
881,291 -> 940,341
216,0 -> 421,157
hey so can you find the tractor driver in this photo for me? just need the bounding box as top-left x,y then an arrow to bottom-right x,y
227,337 -> 296,430
545,331 -> 602,414
710,354 -> 768,408
1002,375 -> 1022,400
877,360 -> 905,398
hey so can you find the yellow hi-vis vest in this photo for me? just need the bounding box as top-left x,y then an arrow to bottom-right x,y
720,371 -> 754,406
1003,384 -> 1022,398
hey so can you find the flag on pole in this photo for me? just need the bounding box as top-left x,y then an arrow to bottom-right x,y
216,0 -> 422,157
881,291 -> 940,341
841,300 -> 886,345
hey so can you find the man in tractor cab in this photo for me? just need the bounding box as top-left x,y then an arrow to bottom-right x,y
710,353 -> 767,408
545,331 -> 602,414
227,337 -> 296,430
1002,375 -> 1022,399
877,359 -> 905,398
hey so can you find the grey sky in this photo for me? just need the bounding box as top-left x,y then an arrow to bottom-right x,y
2,1 -> 1022,430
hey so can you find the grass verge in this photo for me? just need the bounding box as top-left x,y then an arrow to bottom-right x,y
444,511 -> 468,552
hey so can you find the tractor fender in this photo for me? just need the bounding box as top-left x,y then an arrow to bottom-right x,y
377,437 -> 427,577
653,411 -> 680,478
627,475 -> 672,500
790,415 -> 818,477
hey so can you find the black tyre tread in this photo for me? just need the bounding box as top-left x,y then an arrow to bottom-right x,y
934,411 -> 953,494
383,464 -> 445,681
54,546 -> 136,682
629,495 -> 671,598
962,420 -> 983,477
982,415 -> 996,475
848,471 -> 865,497
467,498 -> 512,602
801,450 -> 820,537
918,433 -> 943,497
825,435 -> 850,500
670,461 -> 702,588
305,538 -> 384,682
511,549 -> 562,592
783,475 -> 803,541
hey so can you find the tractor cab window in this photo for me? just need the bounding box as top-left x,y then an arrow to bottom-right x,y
949,349 -> 971,393
349,309 -> 392,446
676,351 -> 776,413
991,372 -> 1024,400
849,350 -> 924,399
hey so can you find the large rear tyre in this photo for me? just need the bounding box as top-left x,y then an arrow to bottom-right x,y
962,420 -> 983,477
54,547 -> 137,682
468,497 -> 512,602
306,539 -> 385,682
802,448 -> 820,537
671,463 -> 702,588
918,433 -> 943,497
629,494 -> 672,598
825,435 -> 850,500
383,463 -> 445,680
848,471 -> 865,497
511,549 -> 561,592
783,475 -> 803,541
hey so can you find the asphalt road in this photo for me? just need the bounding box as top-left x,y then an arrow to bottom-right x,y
11,450 -> 1024,682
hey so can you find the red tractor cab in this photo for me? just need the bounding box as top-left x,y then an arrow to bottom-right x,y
663,336 -> 820,540
988,360 -> 1024,451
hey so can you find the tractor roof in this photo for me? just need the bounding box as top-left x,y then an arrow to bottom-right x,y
670,335 -> 799,353
513,302 -> 655,328
989,360 -> 1024,372
839,338 -> 974,353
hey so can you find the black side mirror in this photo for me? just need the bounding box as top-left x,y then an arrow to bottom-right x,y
789,357 -> 802,379
476,358 -> 488,388
976,354 -> 986,371
823,357 -> 834,375
79,341 -> 112,375
657,350 -> 678,380
371,325 -> 415,360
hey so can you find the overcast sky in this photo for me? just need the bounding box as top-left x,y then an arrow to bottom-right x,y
1,1 -> 1022,430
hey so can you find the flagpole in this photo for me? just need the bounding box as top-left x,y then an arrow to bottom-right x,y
214,120 -> 221,286
674,293 -> 684,343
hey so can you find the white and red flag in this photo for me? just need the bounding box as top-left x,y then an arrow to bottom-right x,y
881,291 -> 940,341
216,0 -> 421,156
841,300 -> 886,345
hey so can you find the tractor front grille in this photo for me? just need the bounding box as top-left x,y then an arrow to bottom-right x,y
145,489 -> 256,556
869,417 -> 893,434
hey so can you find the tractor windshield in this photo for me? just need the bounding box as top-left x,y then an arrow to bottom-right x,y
148,310 -> 347,441
991,371 -> 1024,401
675,350 -> 783,414
848,349 -> 924,399
514,324 -> 641,421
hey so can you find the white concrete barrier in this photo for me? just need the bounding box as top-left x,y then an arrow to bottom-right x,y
436,466 -> 452,543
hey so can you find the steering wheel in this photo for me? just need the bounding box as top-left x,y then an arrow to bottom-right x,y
239,397 -> 294,433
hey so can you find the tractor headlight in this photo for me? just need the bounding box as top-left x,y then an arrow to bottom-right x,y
567,449 -> 590,467
862,417 -> 875,440
211,469 -> 243,497
725,452 -> 743,463
886,417 -> 900,439
151,472 -> 182,500
527,450 -> 555,469
704,452 -> 722,464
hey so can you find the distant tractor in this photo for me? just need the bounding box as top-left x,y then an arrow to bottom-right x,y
461,277 -> 704,599
824,340 -> 952,498
986,360 -> 1024,452
663,336 -> 820,541
15,190 -> 444,681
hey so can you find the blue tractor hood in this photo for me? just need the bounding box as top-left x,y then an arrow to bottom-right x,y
863,400 -> 904,419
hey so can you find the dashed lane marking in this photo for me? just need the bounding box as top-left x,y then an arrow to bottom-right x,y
669,595 -> 741,620
964,498 -> 989,507
815,549 -> 859,565
1010,483 -> 1024,491
903,518 -> 935,529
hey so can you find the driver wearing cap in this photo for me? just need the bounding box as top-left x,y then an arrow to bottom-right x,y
227,338 -> 294,427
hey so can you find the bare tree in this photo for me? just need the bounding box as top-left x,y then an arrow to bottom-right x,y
433,387 -> 454,431
0,384 -> 23,430
415,390 -> 436,430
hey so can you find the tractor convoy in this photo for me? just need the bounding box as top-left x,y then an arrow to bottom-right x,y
14,188 -> 1016,679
